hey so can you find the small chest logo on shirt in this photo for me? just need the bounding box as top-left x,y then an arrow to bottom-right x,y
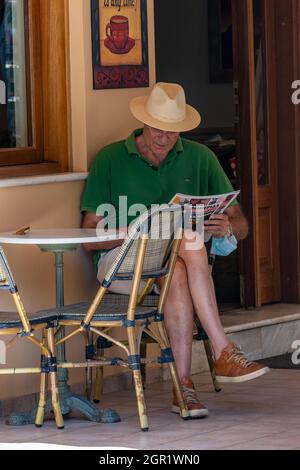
184,177 -> 192,183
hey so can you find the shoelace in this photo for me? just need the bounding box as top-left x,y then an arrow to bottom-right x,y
182,386 -> 200,405
227,346 -> 254,368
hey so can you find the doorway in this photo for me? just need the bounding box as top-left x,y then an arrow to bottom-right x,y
154,0 -> 239,306
154,0 -> 281,307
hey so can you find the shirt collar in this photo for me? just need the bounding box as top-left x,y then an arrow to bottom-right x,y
125,128 -> 184,157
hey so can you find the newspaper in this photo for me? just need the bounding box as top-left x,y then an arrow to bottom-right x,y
169,190 -> 240,220
170,190 -> 240,241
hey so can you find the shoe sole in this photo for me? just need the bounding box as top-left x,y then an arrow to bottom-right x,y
171,405 -> 209,419
216,366 -> 270,383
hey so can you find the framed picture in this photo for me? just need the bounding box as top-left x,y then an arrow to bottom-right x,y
91,0 -> 149,89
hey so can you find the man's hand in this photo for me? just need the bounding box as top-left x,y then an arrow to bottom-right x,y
204,204 -> 249,241
204,214 -> 231,238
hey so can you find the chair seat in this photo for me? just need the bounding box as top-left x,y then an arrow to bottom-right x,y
0,311 -> 58,329
0,295 -> 160,330
104,293 -> 159,307
40,300 -> 157,323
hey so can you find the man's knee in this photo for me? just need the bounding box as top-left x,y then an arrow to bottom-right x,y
180,230 -> 204,253
179,241 -> 208,266
175,256 -> 187,274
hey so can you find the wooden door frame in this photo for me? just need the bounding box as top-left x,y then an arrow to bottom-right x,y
258,0 -> 281,305
275,0 -> 300,302
232,0 -> 260,306
234,0 -> 300,306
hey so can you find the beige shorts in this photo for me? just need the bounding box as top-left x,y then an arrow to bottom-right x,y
97,247 -> 159,295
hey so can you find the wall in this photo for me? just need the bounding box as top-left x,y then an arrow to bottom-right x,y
70,0 -> 156,169
0,180 -> 95,398
0,0 -> 156,400
154,0 -> 234,129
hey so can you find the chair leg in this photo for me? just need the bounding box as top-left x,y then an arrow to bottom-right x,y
168,362 -> 189,419
132,369 -> 149,431
156,321 -> 189,420
140,339 -> 147,389
35,330 -> 48,427
127,328 -> 149,432
84,335 -> 93,400
85,367 -> 93,401
93,336 -> 113,403
94,365 -> 103,404
203,339 -> 222,393
35,371 -> 48,427
47,327 -> 64,429
49,370 -> 64,429
94,346 -> 104,404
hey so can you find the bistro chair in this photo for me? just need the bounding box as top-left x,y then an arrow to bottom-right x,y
44,205 -> 190,431
136,250 -> 221,394
0,246 -> 64,429
91,246 -> 222,404
91,295 -> 221,404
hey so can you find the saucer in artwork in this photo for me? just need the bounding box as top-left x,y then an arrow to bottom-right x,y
104,37 -> 135,55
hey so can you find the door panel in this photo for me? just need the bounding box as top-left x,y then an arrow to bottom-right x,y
232,0 -> 280,306
256,1 -> 281,304
232,0 -> 260,306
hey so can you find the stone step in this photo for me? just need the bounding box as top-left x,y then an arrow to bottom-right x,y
224,303 -> 300,360
188,303 -> 300,377
103,303 -> 300,386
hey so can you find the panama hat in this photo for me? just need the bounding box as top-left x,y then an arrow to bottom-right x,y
130,82 -> 201,132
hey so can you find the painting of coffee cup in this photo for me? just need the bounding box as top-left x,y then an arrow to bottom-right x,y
106,15 -> 131,51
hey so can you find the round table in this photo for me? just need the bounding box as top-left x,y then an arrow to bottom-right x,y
0,228 -> 125,425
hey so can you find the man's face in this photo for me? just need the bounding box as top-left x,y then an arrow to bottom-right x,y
143,125 -> 180,160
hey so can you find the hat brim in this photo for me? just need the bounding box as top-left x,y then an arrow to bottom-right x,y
130,96 -> 201,132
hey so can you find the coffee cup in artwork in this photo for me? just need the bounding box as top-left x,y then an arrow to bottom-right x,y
106,15 -> 129,51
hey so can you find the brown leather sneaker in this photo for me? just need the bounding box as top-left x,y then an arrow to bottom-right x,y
172,377 -> 208,419
214,342 -> 270,383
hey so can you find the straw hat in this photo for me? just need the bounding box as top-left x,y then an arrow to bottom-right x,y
130,82 -> 201,132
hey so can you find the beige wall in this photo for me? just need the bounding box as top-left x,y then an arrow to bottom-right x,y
0,0 -> 156,400
69,0 -> 156,170
0,181 -> 98,399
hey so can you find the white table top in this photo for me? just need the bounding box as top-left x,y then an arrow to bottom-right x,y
0,228 -> 126,245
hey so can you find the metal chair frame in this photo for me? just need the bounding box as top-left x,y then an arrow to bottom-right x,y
0,247 -> 64,429
42,205 -> 191,431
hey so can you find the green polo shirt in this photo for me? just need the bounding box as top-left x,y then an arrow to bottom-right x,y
81,128 -> 236,265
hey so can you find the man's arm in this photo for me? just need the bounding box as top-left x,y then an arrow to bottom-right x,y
81,211 -> 125,252
204,204 -> 249,240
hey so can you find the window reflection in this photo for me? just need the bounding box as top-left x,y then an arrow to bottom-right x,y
0,0 -> 29,149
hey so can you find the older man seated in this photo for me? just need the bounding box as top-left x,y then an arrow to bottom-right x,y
81,82 -> 269,419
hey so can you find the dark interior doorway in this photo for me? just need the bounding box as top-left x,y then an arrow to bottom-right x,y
154,0 -> 240,304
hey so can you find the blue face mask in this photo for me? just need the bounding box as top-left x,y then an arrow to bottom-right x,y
211,234 -> 238,257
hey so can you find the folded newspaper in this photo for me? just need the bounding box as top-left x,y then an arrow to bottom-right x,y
169,190 -> 240,221
170,190 -> 240,242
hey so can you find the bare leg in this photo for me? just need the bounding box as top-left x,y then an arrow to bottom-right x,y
163,258 -> 195,380
178,234 -> 229,359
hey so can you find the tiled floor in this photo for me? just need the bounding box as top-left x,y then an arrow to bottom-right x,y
1,369 -> 300,450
